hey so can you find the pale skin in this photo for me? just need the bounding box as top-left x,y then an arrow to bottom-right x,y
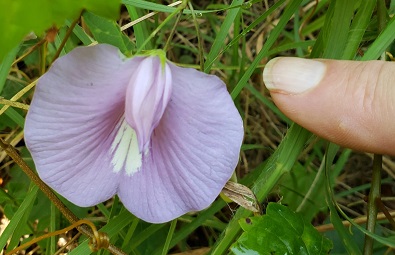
263,58 -> 395,156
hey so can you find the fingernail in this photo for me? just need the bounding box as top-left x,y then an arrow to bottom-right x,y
263,57 -> 326,94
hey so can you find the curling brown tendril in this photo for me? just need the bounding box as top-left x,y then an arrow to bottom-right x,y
298,0 -> 319,40
5,220 -> 109,255
0,139 -> 127,255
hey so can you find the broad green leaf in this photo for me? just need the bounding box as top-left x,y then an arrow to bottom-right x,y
0,0 -> 120,61
231,203 -> 332,255
83,11 -> 134,54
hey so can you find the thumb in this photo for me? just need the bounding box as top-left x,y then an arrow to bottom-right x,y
263,57 -> 395,156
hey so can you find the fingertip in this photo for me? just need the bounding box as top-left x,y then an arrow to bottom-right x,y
262,58 -> 395,156
263,57 -> 327,94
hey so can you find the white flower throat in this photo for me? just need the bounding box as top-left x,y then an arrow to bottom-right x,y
110,119 -> 142,176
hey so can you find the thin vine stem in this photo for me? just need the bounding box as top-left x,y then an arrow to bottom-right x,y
52,12 -> 82,63
6,219 -> 106,255
188,1 -> 204,71
163,11 -> 183,52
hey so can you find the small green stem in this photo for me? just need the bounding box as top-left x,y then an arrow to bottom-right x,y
136,0 -> 188,54
375,198 -> 395,229
363,154 -> 382,255
188,1 -> 204,71
52,12 -> 82,63
163,12 -> 182,52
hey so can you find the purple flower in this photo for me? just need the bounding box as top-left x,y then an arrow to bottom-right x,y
25,44 -> 244,223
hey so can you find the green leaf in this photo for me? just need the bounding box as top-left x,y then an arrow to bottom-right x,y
231,203 -> 332,255
0,0 -> 120,61
83,11 -> 134,54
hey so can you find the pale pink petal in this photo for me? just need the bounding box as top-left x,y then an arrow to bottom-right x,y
25,44 -> 142,206
118,63 -> 244,223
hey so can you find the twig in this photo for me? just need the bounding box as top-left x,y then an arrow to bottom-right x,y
121,1 -> 182,31
0,79 -> 37,116
52,13 -> 82,63
0,98 -> 29,110
316,210 -> 395,232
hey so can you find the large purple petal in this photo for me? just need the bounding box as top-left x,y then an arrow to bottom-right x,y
25,44 -> 141,206
118,63 -> 244,223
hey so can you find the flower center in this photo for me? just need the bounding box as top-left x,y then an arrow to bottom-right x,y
110,119 -> 142,176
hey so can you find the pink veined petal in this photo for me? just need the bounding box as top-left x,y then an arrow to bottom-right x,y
24,44 -> 142,206
125,56 -> 172,153
118,62 -> 244,223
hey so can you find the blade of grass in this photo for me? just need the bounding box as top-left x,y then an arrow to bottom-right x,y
204,0 -> 286,73
121,217 -> 139,251
128,223 -> 167,251
48,203 -> 57,255
65,20 -> 94,45
122,0 -> 240,14
311,0 -> 356,59
161,220 -> 177,255
230,0 -> 304,99
0,45 -> 19,94
204,0 -> 243,72
245,84 -> 291,124
3,107 -> 25,127
0,45 -> 26,127
125,5 -> 153,50
0,184 -> 39,251
362,14 -> 395,60
324,144 -> 362,255
342,0 -> 377,59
